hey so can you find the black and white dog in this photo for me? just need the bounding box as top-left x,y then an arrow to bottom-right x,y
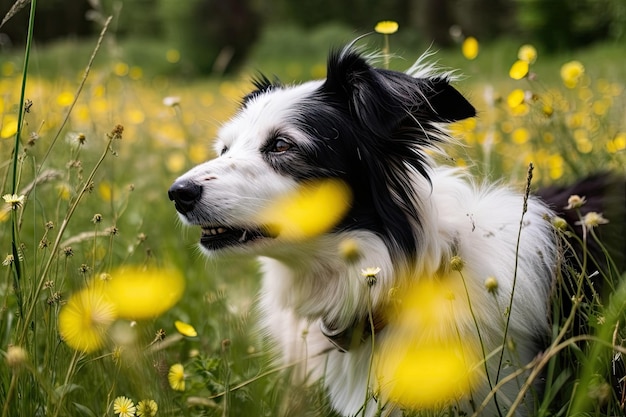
168,46 -> 623,416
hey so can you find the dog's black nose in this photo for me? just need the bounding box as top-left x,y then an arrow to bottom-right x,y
168,180 -> 203,214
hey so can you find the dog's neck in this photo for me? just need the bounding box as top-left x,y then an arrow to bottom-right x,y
258,231 -> 404,342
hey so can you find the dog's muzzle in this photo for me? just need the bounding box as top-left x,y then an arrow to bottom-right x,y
168,180 -> 203,214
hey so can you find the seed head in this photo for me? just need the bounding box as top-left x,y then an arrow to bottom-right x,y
450,256 -> 465,271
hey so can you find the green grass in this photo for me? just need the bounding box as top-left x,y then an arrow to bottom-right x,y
1,17 -> 625,417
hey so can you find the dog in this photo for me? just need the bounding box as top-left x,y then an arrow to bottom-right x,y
168,45 -> 623,416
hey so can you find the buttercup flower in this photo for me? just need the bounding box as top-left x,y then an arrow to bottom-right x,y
113,396 -> 136,417
136,399 -> 158,417
461,37 -> 479,60
168,363 -> 185,391
374,21 -> 399,35
174,320 -> 198,337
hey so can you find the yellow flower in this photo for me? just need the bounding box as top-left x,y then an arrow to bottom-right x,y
379,341 -> 479,408
512,128 -> 530,144
565,194 -> 586,210
136,399 -> 158,417
58,283 -> 116,353
560,60 -> 585,88
3,194 -> 25,210
168,363 -> 185,391
1,115 -> 18,139
484,276 -> 498,294
506,89 -> 525,109
509,60 -> 529,80
360,267 -> 381,278
461,37 -> 479,60
258,179 -> 351,240
174,320 -> 198,337
113,396 -> 136,417
374,21 -> 399,35
576,212 -> 609,228
377,278 -> 480,408
5,345 -> 28,369
517,44 -> 537,64
106,267 -> 185,320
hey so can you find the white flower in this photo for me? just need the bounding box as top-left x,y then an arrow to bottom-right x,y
162,96 -> 181,107
3,194 -> 25,210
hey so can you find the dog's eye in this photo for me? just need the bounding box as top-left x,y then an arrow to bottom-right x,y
220,146 -> 229,156
270,138 -> 292,153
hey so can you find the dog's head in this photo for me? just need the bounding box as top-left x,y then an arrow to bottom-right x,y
168,46 -> 475,257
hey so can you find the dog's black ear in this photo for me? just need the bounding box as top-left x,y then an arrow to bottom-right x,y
322,47 -> 475,134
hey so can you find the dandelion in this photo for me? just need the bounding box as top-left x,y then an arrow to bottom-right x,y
461,37 -> 479,60
136,399 -> 158,417
113,396 -> 136,417
576,212 -> 609,228
560,60 -> 585,88
3,194 -> 25,210
361,266 -> 381,287
517,44 -> 537,64
565,195 -> 586,210
106,267 -> 185,320
509,60 -> 529,80
258,179 -> 351,240
374,21 -> 399,35
168,363 -> 185,391
374,21 -> 399,69
174,320 -> 198,337
58,284 -> 117,353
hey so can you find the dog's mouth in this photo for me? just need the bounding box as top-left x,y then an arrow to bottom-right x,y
199,225 -> 272,250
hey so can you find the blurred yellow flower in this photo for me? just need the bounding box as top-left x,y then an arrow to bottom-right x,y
377,278 -> 480,408
512,127 -> 530,144
461,37 -> 479,60
506,89 -> 525,109
509,60 -> 529,80
114,62 -> 129,77
113,396 -> 136,417
168,363 -> 185,391
576,212 -> 609,228
166,49 -> 180,64
560,60 -> 585,88
137,399 -> 158,417
517,44 -> 537,64
374,21 -> 399,35
259,179 -> 351,240
174,320 -> 197,337
379,341 -> 479,408
107,267 -> 185,320
56,91 -> 74,107
58,283 -> 117,353
1,115 -> 18,139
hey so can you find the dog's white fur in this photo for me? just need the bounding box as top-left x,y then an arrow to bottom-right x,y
170,50 -> 557,416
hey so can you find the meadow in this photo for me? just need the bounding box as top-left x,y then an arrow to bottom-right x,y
1,16 -> 626,417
